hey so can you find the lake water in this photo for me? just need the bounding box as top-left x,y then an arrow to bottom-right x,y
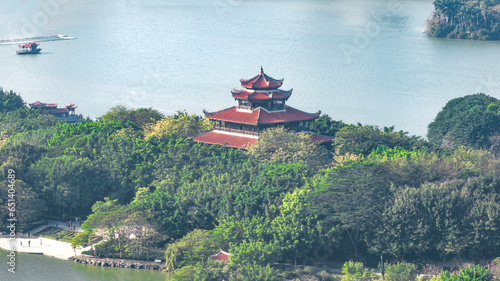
1,0 -> 500,138
0,249 -> 171,281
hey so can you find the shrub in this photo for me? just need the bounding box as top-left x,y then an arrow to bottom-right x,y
233,262 -> 282,281
432,264 -> 493,281
384,262 -> 418,281
341,261 -> 377,281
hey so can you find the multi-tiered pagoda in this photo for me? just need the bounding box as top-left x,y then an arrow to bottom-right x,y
193,68 -> 331,149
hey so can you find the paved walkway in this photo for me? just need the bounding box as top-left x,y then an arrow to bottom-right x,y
0,219 -> 90,260
26,219 -> 85,235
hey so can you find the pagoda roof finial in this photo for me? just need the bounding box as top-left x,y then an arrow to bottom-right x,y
240,68 -> 283,90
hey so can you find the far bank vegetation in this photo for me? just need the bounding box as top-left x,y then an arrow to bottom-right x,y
428,0 -> 500,40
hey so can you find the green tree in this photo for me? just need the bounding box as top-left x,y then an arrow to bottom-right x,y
384,262 -> 418,281
271,187 -> 318,267
144,111 -> 212,138
429,0 -> 500,40
209,216 -> 274,251
72,231 -> 91,248
374,177 -> 500,260
341,261 -> 377,281
333,125 -> 425,156
247,127 -> 330,170
131,186 -> 188,241
301,114 -> 348,137
427,93 -> 500,150
229,239 -> 278,266
0,179 -> 46,229
308,161 -> 390,259
0,88 -> 24,113
82,198 -> 126,248
29,155 -> 113,215
99,105 -> 163,129
164,229 -> 217,272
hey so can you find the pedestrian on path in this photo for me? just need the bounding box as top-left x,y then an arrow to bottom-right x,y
28,240 -> 30,247
20,241 -> 22,246
40,239 -> 42,246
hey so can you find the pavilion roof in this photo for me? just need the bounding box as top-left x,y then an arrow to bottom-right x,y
209,249 -> 232,261
18,42 -> 39,48
240,67 -> 283,90
203,105 -> 320,125
193,131 -> 257,149
29,101 -> 57,108
231,88 -> 292,100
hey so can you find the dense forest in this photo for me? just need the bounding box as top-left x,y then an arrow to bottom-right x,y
428,0 -> 500,40
0,88 -> 499,280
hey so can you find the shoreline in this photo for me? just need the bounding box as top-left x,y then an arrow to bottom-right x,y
0,236 -> 90,260
0,219 -> 88,260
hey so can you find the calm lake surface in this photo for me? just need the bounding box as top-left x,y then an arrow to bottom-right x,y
0,249 -> 171,281
1,0 -> 500,138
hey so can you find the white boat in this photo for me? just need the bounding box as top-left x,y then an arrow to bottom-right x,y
0,34 -> 76,45
57,34 -> 76,39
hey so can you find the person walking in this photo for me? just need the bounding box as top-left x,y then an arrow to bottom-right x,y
28,240 -> 30,247
40,239 -> 42,246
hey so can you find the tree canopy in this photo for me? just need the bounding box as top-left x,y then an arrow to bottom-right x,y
428,0 -> 500,40
247,127 -> 331,170
0,88 -> 25,113
427,93 -> 500,150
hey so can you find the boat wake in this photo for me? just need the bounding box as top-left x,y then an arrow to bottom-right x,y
0,35 -> 76,45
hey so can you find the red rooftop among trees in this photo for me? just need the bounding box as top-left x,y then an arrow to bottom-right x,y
193,68 -> 331,149
29,101 -> 82,123
210,249 -> 232,262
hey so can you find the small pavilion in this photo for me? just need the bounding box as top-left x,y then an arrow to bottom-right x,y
210,249 -> 232,262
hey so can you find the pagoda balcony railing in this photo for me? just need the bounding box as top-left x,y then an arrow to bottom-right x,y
215,126 -> 259,136
238,105 -> 251,111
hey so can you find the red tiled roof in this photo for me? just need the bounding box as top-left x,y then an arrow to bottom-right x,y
301,131 -> 332,143
18,42 -> 39,48
65,103 -> 77,109
240,67 -> 283,90
194,131 -> 330,149
231,89 -> 292,100
210,250 -> 232,262
204,106 -> 320,125
29,101 -> 57,108
193,131 -> 257,149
